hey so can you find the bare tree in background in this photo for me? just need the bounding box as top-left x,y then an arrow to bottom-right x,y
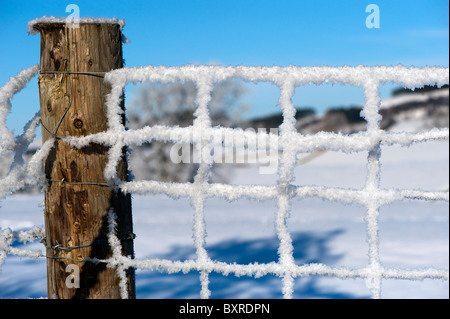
127,79 -> 249,183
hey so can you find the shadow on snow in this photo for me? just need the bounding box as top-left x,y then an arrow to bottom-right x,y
0,228 -> 368,298
136,229 -> 368,299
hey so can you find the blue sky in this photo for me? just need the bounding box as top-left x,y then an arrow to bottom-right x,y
0,0 -> 448,134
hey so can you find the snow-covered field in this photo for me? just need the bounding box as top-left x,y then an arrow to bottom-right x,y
0,132 -> 448,299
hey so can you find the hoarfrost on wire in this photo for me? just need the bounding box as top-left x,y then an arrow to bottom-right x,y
0,63 -> 448,299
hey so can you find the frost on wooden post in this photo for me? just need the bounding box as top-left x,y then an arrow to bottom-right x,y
0,64 -> 449,299
27,16 -> 129,43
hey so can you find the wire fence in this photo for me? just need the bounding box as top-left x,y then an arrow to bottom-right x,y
0,64 -> 449,299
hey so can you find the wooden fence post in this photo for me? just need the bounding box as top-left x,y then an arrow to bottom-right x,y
35,22 -> 135,299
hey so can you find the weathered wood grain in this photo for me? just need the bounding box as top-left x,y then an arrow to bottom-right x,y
36,23 -> 135,299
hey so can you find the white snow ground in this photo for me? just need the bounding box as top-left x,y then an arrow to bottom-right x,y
0,133 -> 448,299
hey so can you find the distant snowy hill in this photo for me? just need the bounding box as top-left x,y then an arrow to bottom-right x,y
379,87 -> 449,132
247,87 -> 449,135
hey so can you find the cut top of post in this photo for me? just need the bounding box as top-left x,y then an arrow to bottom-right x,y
27,16 -> 128,43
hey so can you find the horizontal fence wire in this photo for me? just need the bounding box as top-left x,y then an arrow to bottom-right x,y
0,65 -> 449,299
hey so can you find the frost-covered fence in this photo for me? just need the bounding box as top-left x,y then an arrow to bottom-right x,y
0,64 -> 449,299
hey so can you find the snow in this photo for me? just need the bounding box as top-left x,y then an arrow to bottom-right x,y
27,16 -> 128,43
0,64 -> 448,299
27,16 -> 126,34
0,140 -> 447,299
380,88 -> 448,110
